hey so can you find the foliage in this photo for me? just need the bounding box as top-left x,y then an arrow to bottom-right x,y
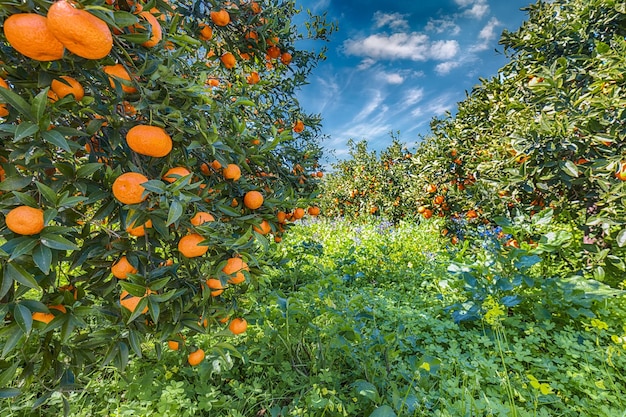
0,0 -> 334,404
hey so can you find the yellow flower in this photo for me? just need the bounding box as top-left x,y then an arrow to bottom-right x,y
591,318 -> 608,331
527,374 -> 553,395
483,295 -> 505,326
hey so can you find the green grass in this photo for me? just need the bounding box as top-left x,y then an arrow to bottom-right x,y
4,217 -> 626,416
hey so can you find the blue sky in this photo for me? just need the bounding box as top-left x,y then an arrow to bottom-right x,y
295,0 -> 532,162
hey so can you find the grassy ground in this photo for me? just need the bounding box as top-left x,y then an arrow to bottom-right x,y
5,218 -> 626,416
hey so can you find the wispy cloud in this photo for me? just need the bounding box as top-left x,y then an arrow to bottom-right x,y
343,33 -> 459,62
411,93 -> 456,117
454,0 -> 489,19
353,89 -> 386,123
373,11 -> 410,31
404,88 -> 425,105
435,61 -> 463,75
310,0 -> 331,13
378,72 -> 405,84
469,17 -> 501,51
425,17 -> 461,35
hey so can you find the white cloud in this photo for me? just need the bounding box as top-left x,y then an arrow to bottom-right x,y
411,94 -> 455,117
353,90 -> 386,123
435,61 -> 463,75
469,17 -> 501,52
311,0 -> 331,13
343,33 -> 459,62
454,0 -> 489,19
357,58 -> 376,70
373,11 -> 410,31
424,17 -> 461,35
379,72 -> 405,84
404,88 -> 424,105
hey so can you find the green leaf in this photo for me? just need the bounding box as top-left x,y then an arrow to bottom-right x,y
0,175 -> 32,192
352,379 -> 380,402
0,267 -> 13,299
561,160 -> 579,177
369,405 -> 397,417
33,244 -> 53,275
76,163 -> 103,178
14,304 -> 32,335
166,200 -> 183,226
0,388 -> 21,398
14,121 -> 39,141
128,328 -> 143,358
41,129 -> 71,152
40,234 -> 79,251
113,10 -> 139,27
616,229 -> 626,248
8,238 -> 38,261
36,181 -> 58,206
2,325 -> 24,357
0,361 -> 20,387
31,89 -> 49,126
5,262 -> 39,290
0,86 -> 34,121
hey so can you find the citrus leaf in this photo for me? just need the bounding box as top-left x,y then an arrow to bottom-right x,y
369,405 -> 397,417
8,238 -> 38,261
42,129 -> 71,152
128,328 -> 143,358
166,200 -> 183,226
561,160 -> 579,177
0,361 -> 20,387
616,229 -> 626,248
32,244 -> 53,275
31,89 -> 49,124
14,303 -> 32,336
40,234 -> 79,251
5,262 -> 39,290
0,388 -> 21,399
0,86 -> 34,121
36,181 -> 58,206
14,121 -> 39,141
76,163 -> 103,178
2,324 -> 24,357
0,175 -> 33,192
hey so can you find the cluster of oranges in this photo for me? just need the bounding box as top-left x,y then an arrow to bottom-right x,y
0,0 -> 325,376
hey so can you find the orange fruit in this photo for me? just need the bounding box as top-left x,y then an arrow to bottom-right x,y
111,255 -> 137,279
266,46 -> 281,59
253,219 -> 271,235
112,172 -> 149,205
137,11 -> 162,48
3,14 -> 65,61
32,311 -> 55,324
293,120 -> 304,133
223,164 -> 241,181
0,78 -> 9,117
206,278 -> 225,296
49,76 -> 84,101
103,64 -> 138,94
188,348 -> 205,366
433,195 -> 445,205
49,304 -> 66,313
292,207 -> 305,220
276,211 -> 287,223
163,167 -> 191,183
616,162 -> 626,181
47,0 -> 113,60
220,52 -> 236,69
250,2 -> 261,14
198,23 -> 213,41
178,233 -> 208,258
243,190 -> 263,209
120,289 -> 149,314
5,206 -> 45,235
126,125 -> 172,157
228,318 -> 247,335
167,340 -> 180,350
222,257 -> 249,284
210,9 -> 230,26
308,206 -> 320,216
422,209 -> 433,219
280,52 -> 292,65
126,218 -> 152,237
246,72 -> 260,84
426,184 -> 437,193
211,160 -> 222,170
190,211 -> 215,226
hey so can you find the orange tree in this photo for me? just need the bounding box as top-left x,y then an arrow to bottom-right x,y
409,0 -> 626,284
0,0 -> 333,400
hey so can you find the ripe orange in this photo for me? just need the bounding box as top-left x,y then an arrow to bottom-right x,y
47,0 -> 113,59
32,311 -> 55,324
422,209 -> 433,219
246,72 -> 260,84
280,52 -> 292,65
433,195 -> 445,205
111,255 -> 137,279
266,46 -> 281,59
223,257 -> 249,284
198,23 -> 213,41
178,233 -> 208,258
104,64 -> 138,94
126,218 -> 152,237
426,184 -> 437,193
190,211 -> 215,226
210,9 -> 230,26
3,14 -> 65,61
616,162 -> 626,181
210,160 -> 222,170
5,206 -> 45,235
112,172 -> 149,205
163,167 -> 191,183
253,219 -> 271,235
167,340 -> 180,350
466,209 -> 478,219
126,125 -> 172,157
220,52 -> 236,69
206,278 -> 225,296
293,120 -> 304,133
0,78 -> 9,117
308,206 -> 320,216
120,290 -> 149,314
243,190 -> 264,209
292,207 -> 305,220
49,76 -> 84,101
188,348 -> 205,366
250,2 -> 261,14
223,164 -> 241,181
49,304 -> 66,313
228,318 -> 247,335
137,11 -> 162,48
